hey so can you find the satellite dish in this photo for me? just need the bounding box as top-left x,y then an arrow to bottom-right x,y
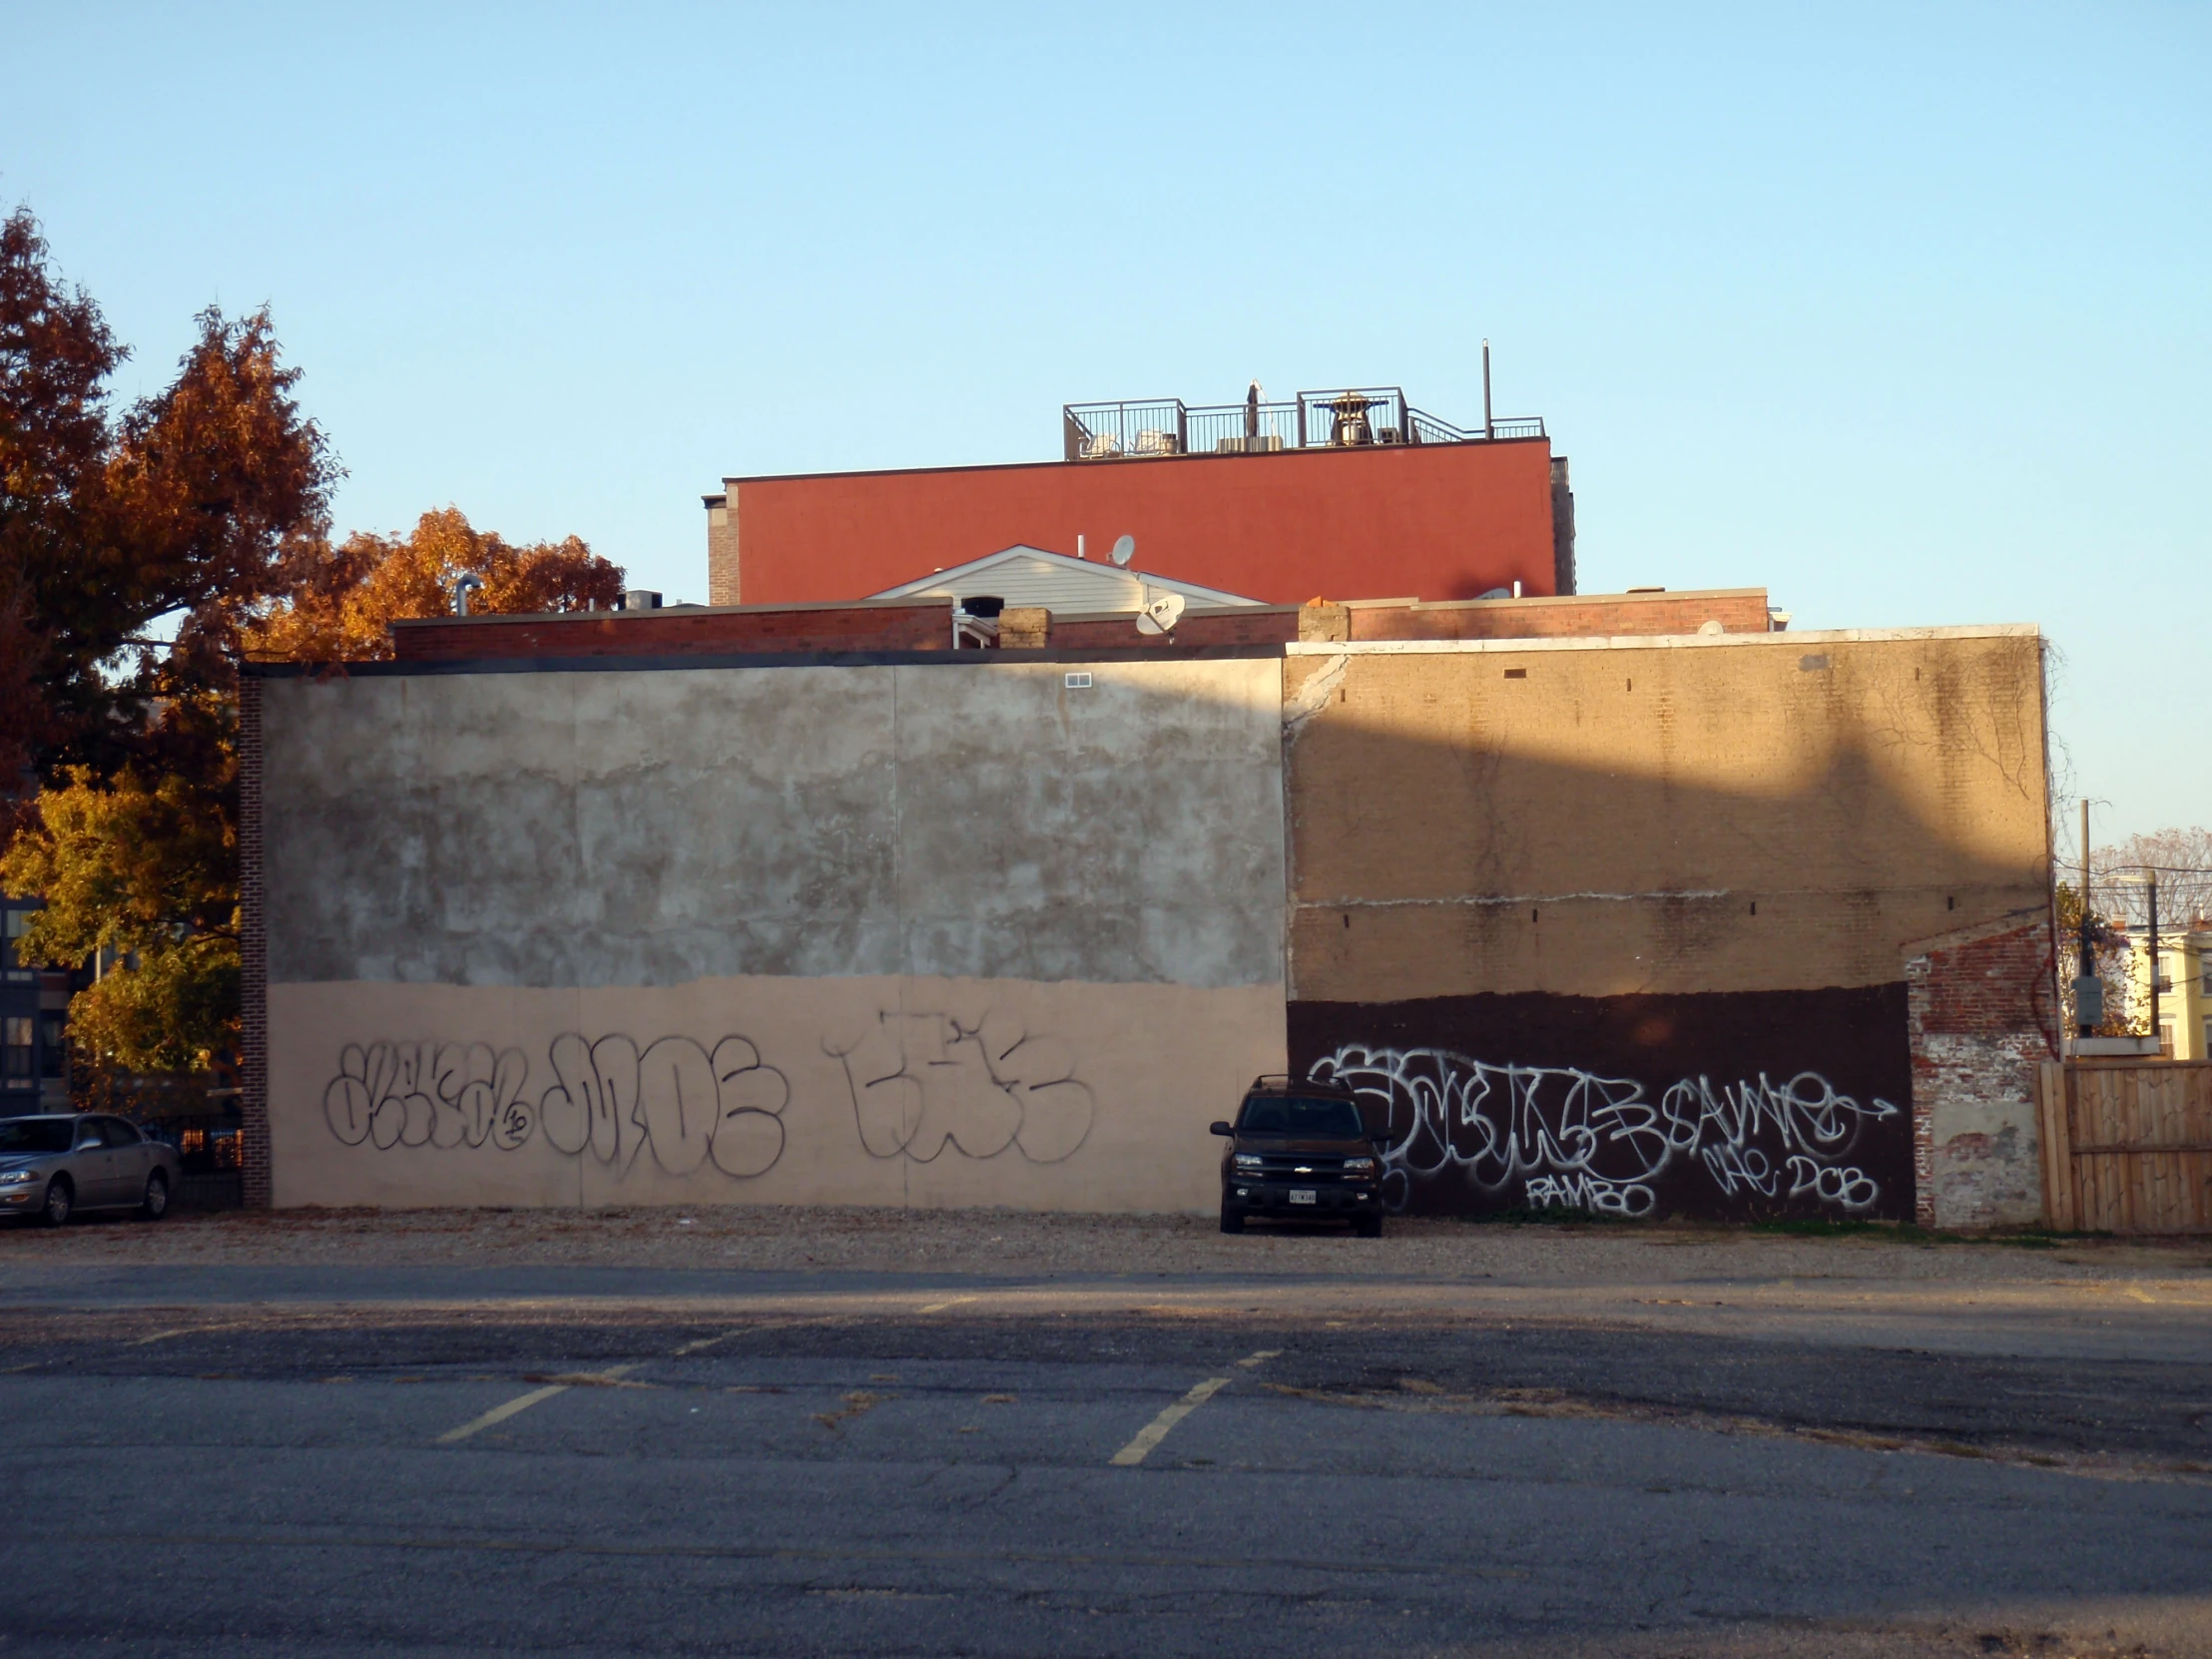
1135,588 -> 1186,636
1110,534 -> 1136,568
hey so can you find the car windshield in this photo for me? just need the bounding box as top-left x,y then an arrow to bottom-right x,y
0,1119 -> 75,1155
1238,1097 -> 1366,1137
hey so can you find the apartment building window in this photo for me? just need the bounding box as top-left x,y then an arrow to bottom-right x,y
2158,1022 -> 2175,1058
2,1016 -> 32,1080
39,1013 -> 65,1078
1,908 -> 28,975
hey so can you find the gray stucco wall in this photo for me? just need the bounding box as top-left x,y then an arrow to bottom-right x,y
263,658 -> 1286,992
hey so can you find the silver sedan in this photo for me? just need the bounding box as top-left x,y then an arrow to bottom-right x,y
0,1114 -> 182,1227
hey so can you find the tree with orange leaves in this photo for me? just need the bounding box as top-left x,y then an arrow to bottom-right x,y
247,507 -> 624,661
0,206 -> 618,1089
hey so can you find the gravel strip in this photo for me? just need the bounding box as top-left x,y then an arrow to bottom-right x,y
3,1204 -> 2206,1283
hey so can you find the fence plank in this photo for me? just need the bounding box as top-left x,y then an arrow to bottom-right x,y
2055,1062 -> 2212,1234
2036,1063 -> 2073,1232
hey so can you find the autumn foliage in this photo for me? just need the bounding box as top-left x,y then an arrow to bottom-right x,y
0,204 -> 618,1089
0,763 -> 240,1075
248,507 -> 624,661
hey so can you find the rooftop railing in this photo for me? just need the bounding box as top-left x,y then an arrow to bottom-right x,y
1062,387 -> 1544,461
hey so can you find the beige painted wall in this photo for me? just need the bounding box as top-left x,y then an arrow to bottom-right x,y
269,975 -> 1284,1212
1285,629 -> 2049,1000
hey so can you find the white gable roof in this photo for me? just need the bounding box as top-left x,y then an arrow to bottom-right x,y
869,545 -> 1263,613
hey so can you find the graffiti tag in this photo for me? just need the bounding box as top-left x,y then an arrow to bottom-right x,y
323,1033 -> 790,1179
825,1010 -> 1094,1164
1310,1045 -> 1895,1215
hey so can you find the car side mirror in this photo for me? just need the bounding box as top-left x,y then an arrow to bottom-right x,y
1208,1121 -> 1234,1137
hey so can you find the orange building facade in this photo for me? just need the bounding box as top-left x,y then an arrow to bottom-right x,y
705,432 -> 1572,609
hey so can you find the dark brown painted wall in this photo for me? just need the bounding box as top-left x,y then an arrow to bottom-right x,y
1292,987 -> 1914,1220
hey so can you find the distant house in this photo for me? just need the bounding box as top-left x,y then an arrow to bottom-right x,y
2117,922 -> 2212,1059
868,544 -> 1265,617
0,897 -> 70,1112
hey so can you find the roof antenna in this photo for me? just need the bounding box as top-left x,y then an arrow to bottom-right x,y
1482,339 -> 1494,440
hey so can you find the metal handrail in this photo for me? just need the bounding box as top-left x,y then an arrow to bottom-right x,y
1064,389 -> 1544,458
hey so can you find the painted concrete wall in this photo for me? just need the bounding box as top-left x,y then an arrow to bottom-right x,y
262,657 -> 1287,1210
1283,628 -> 2051,1223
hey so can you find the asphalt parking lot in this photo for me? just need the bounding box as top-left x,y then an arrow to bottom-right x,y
1,1213 -> 2208,1657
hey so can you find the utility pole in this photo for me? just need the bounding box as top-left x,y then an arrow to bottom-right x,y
2075,799 -> 2100,1041
1482,339 -> 1494,440
2149,868 -> 2161,1054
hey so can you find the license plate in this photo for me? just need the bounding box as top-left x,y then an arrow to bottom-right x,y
1289,1189 -> 1318,1205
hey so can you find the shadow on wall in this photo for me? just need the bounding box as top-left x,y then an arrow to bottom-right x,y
1282,637 -> 2053,1223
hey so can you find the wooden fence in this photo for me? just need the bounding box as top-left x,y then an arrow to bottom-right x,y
2037,1060 -> 2212,1234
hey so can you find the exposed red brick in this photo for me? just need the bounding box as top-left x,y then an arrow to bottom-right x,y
1350,589 -> 1772,641
1904,910 -> 2060,1228
392,603 -> 950,662
378,587 -> 1774,664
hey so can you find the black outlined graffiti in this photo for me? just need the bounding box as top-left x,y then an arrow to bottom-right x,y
824,1010 -> 1093,1163
325,1041 -> 531,1153
323,1033 -> 789,1179
1311,1045 -> 1896,1216
540,1033 -> 788,1178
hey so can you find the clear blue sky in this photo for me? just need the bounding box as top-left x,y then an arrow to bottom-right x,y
7,2 -> 2205,848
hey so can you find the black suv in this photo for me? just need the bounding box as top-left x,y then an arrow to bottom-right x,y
1210,1076 -> 1386,1237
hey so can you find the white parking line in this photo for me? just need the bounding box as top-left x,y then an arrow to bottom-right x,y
1236,1350 -> 1282,1368
917,1297 -> 976,1315
130,1320 -> 257,1347
1110,1377 -> 1232,1466
436,1365 -> 637,1444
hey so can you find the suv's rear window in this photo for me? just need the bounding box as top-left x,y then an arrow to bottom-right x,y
1238,1098 -> 1366,1136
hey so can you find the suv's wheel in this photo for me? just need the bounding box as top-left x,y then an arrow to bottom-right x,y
39,1176 -> 73,1228
140,1170 -> 170,1221
1352,1212 -> 1382,1239
1219,1204 -> 1246,1235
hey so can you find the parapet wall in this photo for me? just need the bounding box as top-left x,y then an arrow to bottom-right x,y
389,587 -> 1773,662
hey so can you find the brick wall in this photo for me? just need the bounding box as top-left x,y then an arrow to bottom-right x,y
706,490 -> 741,607
1043,609 -> 1304,649
1348,588 -> 1771,641
239,672 -> 271,1210
383,588 -> 1775,663
1905,909 -> 2060,1229
392,603 -> 952,661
